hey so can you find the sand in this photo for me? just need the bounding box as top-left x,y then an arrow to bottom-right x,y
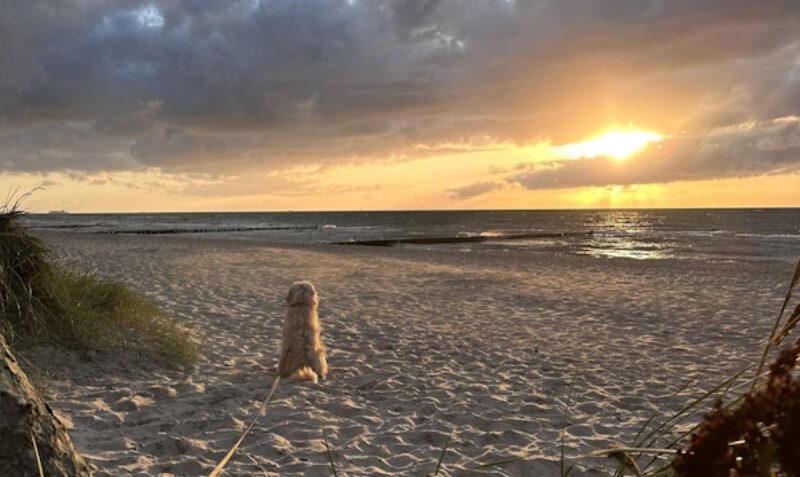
28,231 -> 790,475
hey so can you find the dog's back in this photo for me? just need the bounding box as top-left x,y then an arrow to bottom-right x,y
278,281 -> 328,383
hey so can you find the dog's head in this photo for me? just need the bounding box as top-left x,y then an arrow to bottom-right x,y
286,281 -> 318,307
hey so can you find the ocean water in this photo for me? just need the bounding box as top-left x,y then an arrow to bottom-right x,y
26,209 -> 800,264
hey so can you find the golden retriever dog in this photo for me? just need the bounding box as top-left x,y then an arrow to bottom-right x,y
277,281 -> 328,383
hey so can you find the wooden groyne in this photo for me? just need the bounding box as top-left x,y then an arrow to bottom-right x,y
29,224 -> 91,229
91,225 -> 318,235
334,230 -> 593,246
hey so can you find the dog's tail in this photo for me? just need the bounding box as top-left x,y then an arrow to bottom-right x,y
287,366 -> 318,384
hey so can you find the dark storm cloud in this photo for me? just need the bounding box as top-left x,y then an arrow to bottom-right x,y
0,120 -> 140,172
1,0 -> 800,187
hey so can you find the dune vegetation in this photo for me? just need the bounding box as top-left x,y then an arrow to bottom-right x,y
0,198 -> 198,365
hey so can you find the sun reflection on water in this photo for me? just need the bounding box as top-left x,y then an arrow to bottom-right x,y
580,211 -> 675,260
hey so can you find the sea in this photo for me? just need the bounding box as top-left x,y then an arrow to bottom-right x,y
25,209 -> 800,264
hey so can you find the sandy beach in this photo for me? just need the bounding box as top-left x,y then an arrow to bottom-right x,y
28,231 -> 789,476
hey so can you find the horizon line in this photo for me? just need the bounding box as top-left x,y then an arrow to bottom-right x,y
29,205 -> 800,214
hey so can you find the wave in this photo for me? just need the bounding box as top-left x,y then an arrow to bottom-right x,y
735,233 -> 800,239
662,230 -> 733,237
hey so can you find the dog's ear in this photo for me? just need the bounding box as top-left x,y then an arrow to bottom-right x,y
285,285 -> 300,305
302,283 -> 318,306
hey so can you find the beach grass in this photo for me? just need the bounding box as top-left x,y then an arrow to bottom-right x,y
54,269 -> 199,364
323,428 -> 339,477
0,198 -> 198,365
429,427 -> 453,476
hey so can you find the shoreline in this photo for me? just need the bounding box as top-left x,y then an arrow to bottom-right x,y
29,231 -> 787,475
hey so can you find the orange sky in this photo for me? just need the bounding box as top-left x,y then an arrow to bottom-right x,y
8,138 -> 800,212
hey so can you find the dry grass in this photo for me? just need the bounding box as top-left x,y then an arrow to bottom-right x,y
752,259 -> 800,390
323,428 -> 339,477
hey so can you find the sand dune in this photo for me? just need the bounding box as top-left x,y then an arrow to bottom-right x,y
30,232 -> 785,475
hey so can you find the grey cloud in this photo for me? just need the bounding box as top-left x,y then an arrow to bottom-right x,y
130,127 -> 238,165
1,0 -> 800,185
94,101 -> 162,136
390,0 -> 443,41
0,121 -> 140,172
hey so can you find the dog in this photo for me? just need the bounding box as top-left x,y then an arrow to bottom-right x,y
277,281 -> 328,383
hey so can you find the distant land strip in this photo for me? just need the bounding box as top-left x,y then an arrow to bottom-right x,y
90,225 -> 319,235
334,231 -> 593,246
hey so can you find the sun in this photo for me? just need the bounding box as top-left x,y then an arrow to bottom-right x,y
558,129 -> 662,161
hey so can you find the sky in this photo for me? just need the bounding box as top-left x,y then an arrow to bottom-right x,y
1,0 -> 799,212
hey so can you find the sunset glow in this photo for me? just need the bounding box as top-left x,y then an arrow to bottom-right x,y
558,130 -> 663,161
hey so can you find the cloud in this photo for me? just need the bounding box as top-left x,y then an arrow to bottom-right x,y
448,181 -> 503,198
0,121 -> 140,172
512,118 -> 800,190
0,0 -> 799,192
